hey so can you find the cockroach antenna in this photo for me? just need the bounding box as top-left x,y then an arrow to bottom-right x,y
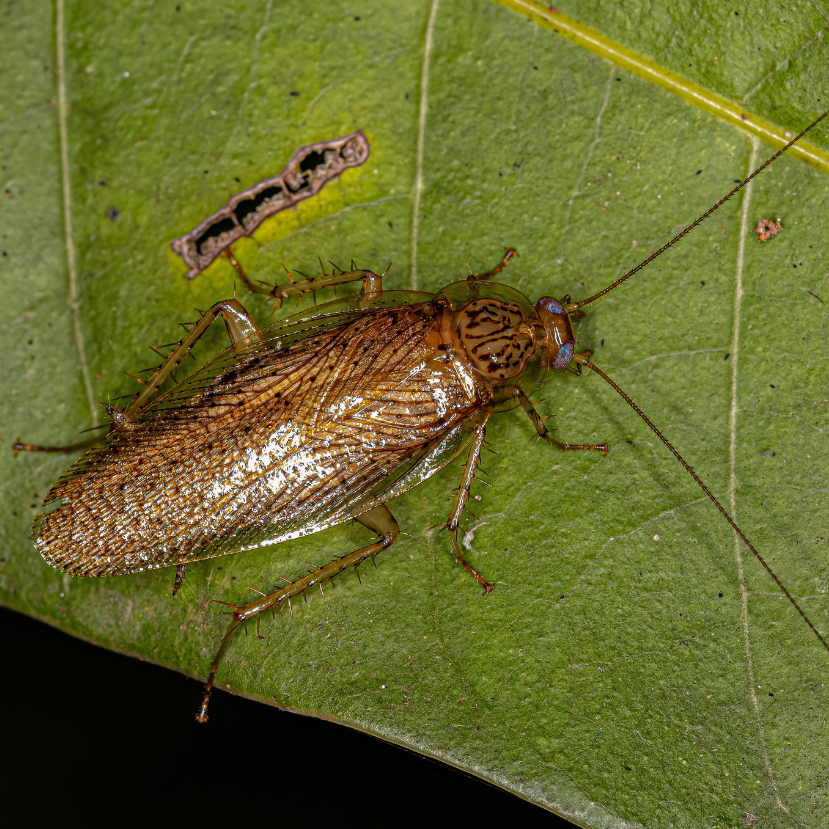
565,110 -> 829,311
568,352 -> 829,656
557,110 -> 829,657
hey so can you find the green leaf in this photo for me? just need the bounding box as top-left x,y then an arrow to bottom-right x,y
2,1 -> 828,825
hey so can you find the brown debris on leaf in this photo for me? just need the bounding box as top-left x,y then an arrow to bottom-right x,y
753,217 -> 782,242
171,132 -> 370,278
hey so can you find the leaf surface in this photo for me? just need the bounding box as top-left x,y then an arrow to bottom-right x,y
2,1 -> 828,826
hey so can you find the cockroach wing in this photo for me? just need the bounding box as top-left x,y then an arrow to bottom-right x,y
224,413 -> 484,555
34,296 -> 484,579
122,289 -> 439,419
371,412 -> 487,504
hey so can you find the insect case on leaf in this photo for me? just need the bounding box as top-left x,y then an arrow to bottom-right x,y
16,112 -> 829,722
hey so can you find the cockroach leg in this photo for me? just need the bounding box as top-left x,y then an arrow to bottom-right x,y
196,503 -> 400,723
12,435 -> 106,455
446,419 -> 494,593
513,386 -> 608,456
469,246 -> 518,281
125,299 -> 265,416
36,298 -> 269,458
357,269 -> 383,307
227,252 -> 386,310
223,247 -> 257,293
171,563 -> 187,596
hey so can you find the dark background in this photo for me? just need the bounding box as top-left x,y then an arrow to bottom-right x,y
2,605 -> 573,824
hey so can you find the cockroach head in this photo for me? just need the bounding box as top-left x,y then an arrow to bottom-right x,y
536,296 -> 576,371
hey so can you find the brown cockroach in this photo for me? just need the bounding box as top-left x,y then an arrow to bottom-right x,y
16,111 -> 829,724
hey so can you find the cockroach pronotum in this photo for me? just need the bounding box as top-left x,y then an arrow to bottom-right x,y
15,111 -> 829,727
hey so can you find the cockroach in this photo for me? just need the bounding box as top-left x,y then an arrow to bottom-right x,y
15,111 -> 829,726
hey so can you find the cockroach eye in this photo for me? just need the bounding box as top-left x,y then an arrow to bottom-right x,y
537,296 -> 565,315
536,296 -> 576,370
552,342 -> 574,370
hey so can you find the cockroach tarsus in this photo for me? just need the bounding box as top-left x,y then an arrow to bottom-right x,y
15,110 -> 829,724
